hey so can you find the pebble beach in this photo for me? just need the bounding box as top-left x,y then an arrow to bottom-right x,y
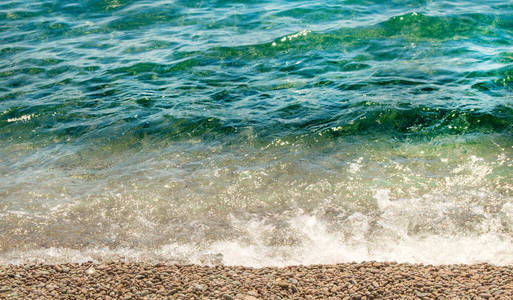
2,1 -> 513,299
1,262 -> 513,299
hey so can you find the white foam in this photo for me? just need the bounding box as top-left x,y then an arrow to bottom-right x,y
375,189 -> 393,210
2,214 -> 513,267
7,114 -> 35,123
2,138 -> 512,267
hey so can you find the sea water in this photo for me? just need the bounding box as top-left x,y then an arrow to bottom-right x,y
1,0 -> 513,266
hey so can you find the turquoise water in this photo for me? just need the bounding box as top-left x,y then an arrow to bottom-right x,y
1,0 -> 513,266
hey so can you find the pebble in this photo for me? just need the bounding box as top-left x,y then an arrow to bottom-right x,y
236,294 -> 259,300
0,262 -> 513,299
85,267 -> 96,275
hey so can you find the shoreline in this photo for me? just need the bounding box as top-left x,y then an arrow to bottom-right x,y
1,262 -> 512,299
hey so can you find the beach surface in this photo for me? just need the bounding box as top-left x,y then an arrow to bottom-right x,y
1,262 -> 512,299
2,1 -> 513,298
2,0 -> 513,271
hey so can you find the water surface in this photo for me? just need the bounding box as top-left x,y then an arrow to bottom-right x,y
1,0 -> 513,266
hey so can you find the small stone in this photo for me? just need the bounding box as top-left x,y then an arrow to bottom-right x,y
86,267 -> 96,275
415,291 -> 428,298
247,290 -> 259,297
350,293 -> 362,300
235,294 -> 258,300
231,280 -> 241,286
275,279 -> 290,289
223,295 -> 234,300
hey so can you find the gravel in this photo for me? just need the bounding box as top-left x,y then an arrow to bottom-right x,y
1,261 -> 513,299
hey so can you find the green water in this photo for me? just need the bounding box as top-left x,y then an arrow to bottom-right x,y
0,0 -> 512,266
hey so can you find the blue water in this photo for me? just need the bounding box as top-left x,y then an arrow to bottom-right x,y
1,0 -> 513,266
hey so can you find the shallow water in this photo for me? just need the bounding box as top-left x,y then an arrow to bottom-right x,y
1,0 -> 513,266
